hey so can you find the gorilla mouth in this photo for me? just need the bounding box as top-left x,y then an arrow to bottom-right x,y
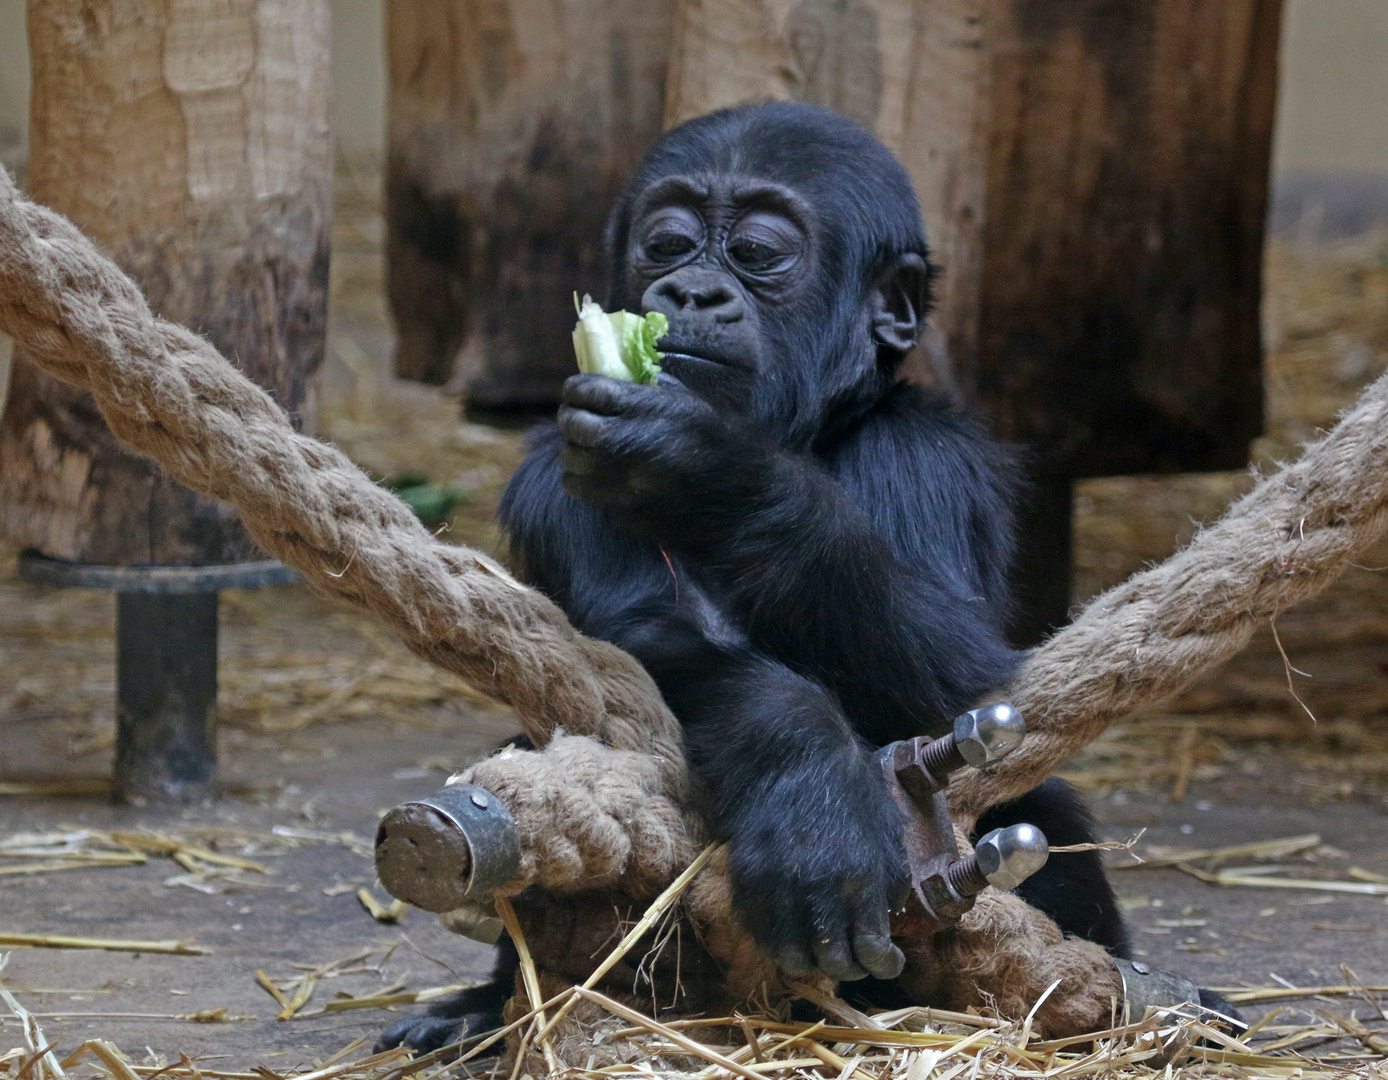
659,346 -> 750,372
662,349 -> 723,366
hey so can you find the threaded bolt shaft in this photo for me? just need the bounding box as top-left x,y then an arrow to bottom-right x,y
944,855 -> 989,898
920,736 -> 968,779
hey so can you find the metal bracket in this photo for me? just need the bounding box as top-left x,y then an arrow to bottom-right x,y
1115,958 -> 1200,1016
375,782 -> 521,912
880,706 -> 1042,938
1115,958 -> 1201,1066
17,550 -> 298,593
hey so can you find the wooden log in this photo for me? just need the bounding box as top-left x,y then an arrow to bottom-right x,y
0,0 -> 330,803
966,0 -> 1281,479
385,0 -> 675,406
662,0 -> 1279,480
0,0 -> 332,566
972,1 -> 1280,641
663,0 -> 997,387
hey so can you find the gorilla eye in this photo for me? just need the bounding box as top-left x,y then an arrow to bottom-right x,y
727,238 -> 783,271
726,210 -> 801,275
635,206 -> 703,266
646,232 -> 697,260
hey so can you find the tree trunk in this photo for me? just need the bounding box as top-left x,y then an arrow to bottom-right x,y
967,0 -> 1280,478
663,0 -> 997,386
0,0 -> 332,566
385,0 -> 675,410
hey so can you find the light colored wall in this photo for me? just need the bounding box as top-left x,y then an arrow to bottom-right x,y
1274,0 -> 1388,176
1,1 -> 1385,178
331,0 -> 386,158
0,4 -> 29,155
0,2 -> 385,159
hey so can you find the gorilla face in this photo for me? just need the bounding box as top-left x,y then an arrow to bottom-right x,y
606,103 -> 935,448
623,176 -> 820,414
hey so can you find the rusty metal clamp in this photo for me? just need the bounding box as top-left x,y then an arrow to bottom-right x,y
882,705 -> 1050,938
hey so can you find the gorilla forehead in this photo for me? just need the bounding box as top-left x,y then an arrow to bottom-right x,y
610,102 -> 928,276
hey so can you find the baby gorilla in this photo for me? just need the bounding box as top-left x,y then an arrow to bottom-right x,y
381,102 -> 1225,1053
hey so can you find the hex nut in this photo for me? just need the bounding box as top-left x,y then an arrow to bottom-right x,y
974,823 -> 1049,891
953,704 -> 1026,768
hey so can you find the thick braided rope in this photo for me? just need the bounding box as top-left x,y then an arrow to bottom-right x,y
0,165 -> 682,777
6,160 -> 1388,828
13,162 -> 1388,1031
951,368 -> 1388,824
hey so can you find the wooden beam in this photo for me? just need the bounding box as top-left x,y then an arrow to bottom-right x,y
0,0 -> 333,565
385,0 -> 675,409
969,0 -> 1281,478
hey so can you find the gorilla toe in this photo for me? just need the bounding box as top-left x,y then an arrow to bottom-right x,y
377,1014 -> 463,1054
375,1009 -> 503,1056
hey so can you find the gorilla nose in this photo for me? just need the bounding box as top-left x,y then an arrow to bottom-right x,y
645,268 -> 743,322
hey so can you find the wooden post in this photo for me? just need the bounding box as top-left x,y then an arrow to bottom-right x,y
967,0 -> 1280,480
385,0 -> 674,410
0,0 -> 331,802
2,0 -> 331,564
664,0 -> 997,386
972,0 -> 1281,641
668,0 -> 1280,644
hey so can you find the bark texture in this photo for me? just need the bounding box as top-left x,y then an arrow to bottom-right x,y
966,0 -> 1281,477
385,0 -> 674,404
0,0 -> 331,565
663,0 -> 996,386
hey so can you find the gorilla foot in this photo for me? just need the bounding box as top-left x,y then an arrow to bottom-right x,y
377,940 -> 518,1056
375,1006 -> 505,1057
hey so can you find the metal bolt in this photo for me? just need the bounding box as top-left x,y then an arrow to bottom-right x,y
953,704 -> 1026,768
916,703 -> 1027,780
945,824 -> 1050,897
470,792 -> 489,809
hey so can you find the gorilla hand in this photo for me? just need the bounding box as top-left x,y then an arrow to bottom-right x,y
726,764 -> 908,983
557,373 -> 771,532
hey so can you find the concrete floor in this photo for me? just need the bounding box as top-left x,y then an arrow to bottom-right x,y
4,680 -> 1387,1069
1092,780 -> 1388,998
0,700 -> 519,1070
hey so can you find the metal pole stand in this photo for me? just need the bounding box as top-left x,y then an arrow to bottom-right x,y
18,552 -> 298,806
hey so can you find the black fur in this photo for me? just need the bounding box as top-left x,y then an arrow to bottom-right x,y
376,938 -> 517,1055
505,102 -> 1026,983
382,102 -> 1198,1049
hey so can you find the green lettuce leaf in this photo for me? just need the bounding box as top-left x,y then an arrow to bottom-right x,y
572,294 -> 666,385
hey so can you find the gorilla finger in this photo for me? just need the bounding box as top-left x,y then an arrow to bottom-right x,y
562,374 -> 651,415
558,444 -> 602,478
811,928 -> 869,983
557,406 -> 612,449
848,901 -> 905,980
851,929 -> 905,981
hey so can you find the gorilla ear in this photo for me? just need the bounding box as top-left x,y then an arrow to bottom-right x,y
869,253 -> 932,354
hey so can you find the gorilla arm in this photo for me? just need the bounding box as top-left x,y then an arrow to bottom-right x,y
556,374 -> 1020,746
501,427 -> 908,981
